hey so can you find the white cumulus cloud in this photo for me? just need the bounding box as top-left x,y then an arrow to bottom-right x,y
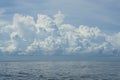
0,11 -> 120,55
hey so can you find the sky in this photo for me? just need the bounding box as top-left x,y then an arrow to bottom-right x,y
0,0 -> 120,60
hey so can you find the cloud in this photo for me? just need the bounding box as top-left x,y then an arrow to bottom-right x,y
54,11 -> 64,26
106,32 -> 120,48
0,11 -> 120,55
0,40 -> 16,53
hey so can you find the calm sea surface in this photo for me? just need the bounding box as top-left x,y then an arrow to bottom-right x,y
0,61 -> 120,80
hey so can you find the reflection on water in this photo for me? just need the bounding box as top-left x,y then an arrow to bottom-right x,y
0,61 -> 120,80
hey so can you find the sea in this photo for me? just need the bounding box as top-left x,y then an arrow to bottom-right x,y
0,61 -> 120,80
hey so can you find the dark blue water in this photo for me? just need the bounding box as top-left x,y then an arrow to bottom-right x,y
0,61 -> 120,80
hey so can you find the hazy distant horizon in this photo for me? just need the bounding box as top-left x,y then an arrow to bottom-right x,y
0,54 -> 120,62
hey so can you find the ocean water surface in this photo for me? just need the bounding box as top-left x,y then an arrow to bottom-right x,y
0,61 -> 120,80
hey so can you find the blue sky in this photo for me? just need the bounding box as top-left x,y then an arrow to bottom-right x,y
0,0 -> 120,60
0,0 -> 120,32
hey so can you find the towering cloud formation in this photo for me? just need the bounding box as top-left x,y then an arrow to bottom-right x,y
0,12 -> 120,55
